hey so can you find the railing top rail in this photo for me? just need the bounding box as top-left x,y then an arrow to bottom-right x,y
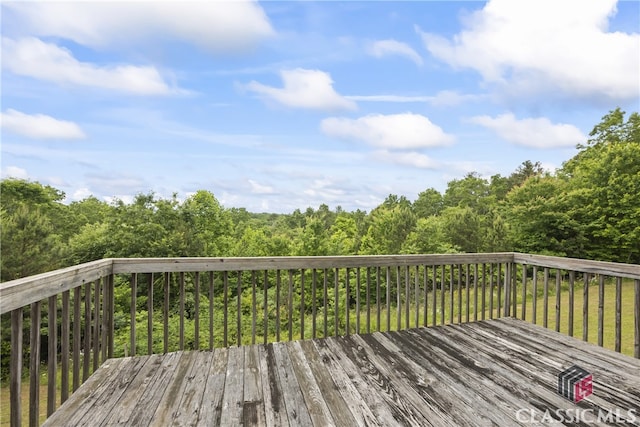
3,252 -> 638,315
0,259 -> 113,314
513,253 -> 640,280
111,252 -> 516,274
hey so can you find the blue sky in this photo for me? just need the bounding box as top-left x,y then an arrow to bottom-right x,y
1,1 -> 639,213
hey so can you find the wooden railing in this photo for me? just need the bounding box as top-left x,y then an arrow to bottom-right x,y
1,253 -> 639,426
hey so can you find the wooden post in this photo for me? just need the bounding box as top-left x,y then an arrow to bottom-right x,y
130,273 -> 137,357
635,279 -> 640,359
30,302 -> 41,427
10,308 -> 23,427
48,295 -> 58,416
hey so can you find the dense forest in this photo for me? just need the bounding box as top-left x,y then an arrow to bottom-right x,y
2,109 -> 638,283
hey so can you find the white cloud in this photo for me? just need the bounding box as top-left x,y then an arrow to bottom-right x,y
373,150 -> 440,169
4,1 -> 274,53
346,90 -> 483,106
417,0 -> 639,101
321,113 -> 454,149
71,188 -> 93,201
470,113 -> 586,148
1,166 -> 29,180
249,179 -> 275,194
367,39 -> 423,66
1,109 -> 86,139
244,69 -> 356,111
2,37 -> 178,95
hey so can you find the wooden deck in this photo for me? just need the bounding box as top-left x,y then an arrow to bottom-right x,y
44,318 -> 640,426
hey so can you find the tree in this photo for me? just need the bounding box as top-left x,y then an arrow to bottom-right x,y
413,188 -> 444,218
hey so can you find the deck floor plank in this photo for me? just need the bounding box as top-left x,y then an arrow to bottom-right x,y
271,341 -> 313,426
46,318 -> 640,426
284,341 -> 336,426
297,340 -> 361,427
219,346 -> 245,426
197,347 -> 228,426
243,345 -> 266,426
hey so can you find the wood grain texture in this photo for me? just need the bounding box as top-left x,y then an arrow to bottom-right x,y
41,318 -> 640,427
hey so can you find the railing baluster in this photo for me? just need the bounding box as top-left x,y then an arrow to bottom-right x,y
415,266 -> 420,328
237,271 -> 242,346
404,266 -> 410,329
457,264 -> 462,324
472,264 -> 478,323
396,266 -> 401,331
488,264 -> 494,320
195,271 -> 201,349
94,278 -> 101,370
615,277 -> 622,352
366,267 -> 371,333
180,272 -> 186,350
83,281 -> 91,381
440,265 -> 445,325
432,266 -> 437,326
108,274 -> 115,359
147,273 -> 153,355
323,268 -> 328,338
635,279 -> 640,359
333,268 -> 339,336
465,264 -> 471,323
555,270 -> 561,333
209,271 -> 215,350
223,271 -> 229,347
48,295 -> 57,416
449,265 -> 454,324
300,269 -> 305,340
543,268 -> 549,329
356,268 -> 361,334
130,274 -> 137,357
11,308 -> 23,427
598,274 -> 605,347
30,301 -> 41,427
481,264 -> 486,321
497,263 -> 502,318
568,271 -> 575,337
250,271 -> 255,346
61,290 -> 70,403
521,265 -> 527,321
376,267 -> 381,332
532,266 -> 538,325
164,272 -> 170,353
288,270 -> 294,341
263,270 -> 268,345
346,268 -> 351,335
73,286 -> 81,391
312,269 -> 317,339
275,270 -> 280,342
386,267 -> 391,332
582,273 -> 589,342
422,266 -> 428,327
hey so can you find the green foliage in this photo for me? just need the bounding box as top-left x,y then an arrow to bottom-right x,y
0,107 -> 637,271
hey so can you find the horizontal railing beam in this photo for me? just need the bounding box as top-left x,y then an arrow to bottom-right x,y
0,259 -> 113,314
513,253 -> 640,280
111,253 -> 516,274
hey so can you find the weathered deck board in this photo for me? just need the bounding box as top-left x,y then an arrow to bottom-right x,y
44,318 -> 640,426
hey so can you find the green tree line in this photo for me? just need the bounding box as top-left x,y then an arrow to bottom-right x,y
2,108 -> 638,282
